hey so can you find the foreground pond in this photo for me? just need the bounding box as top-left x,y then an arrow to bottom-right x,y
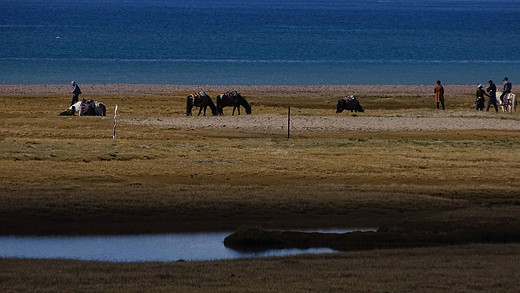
0,230 -> 364,262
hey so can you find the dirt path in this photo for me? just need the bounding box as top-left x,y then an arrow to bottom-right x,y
124,114 -> 520,134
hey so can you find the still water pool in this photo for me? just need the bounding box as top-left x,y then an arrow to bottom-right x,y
0,230 -> 361,262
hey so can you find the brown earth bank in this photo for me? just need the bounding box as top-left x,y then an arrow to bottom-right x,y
224,222 -> 520,252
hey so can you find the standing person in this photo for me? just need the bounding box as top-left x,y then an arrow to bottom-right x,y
486,80 -> 498,112
434,80 -> 445,110
70,81 -> 81,106
499,77 -> 512,104
476,84 -> 485,111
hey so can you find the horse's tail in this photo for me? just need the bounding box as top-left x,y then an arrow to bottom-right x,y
98,103 -> 107,116
239,95 -> 251,114
216,95 -> 223,115
207,97 -> 218,116
186,96 -> 193,116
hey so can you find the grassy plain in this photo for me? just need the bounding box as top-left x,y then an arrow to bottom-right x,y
0,87 -> 519,291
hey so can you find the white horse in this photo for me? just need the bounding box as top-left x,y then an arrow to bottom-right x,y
70,100 -> 107,116
496,91 -> 517,113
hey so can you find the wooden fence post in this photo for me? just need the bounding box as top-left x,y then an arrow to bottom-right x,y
288,106 -> 291,139
113,104 -> 118,139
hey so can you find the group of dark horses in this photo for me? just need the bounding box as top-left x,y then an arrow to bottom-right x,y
186,91 -> 364,116
186,91 -> 252,116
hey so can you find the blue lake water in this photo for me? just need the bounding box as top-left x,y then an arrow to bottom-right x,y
0,232 -> 333,262
0,229 -> 368,262
1,0 -> 519,84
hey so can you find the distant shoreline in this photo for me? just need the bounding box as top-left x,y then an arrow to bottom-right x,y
0,84 -> 477,95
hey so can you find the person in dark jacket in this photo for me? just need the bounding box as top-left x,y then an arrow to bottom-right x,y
499,77 -> 512,104
70,81 -> 82,106
486,80 -> 498,112
476,84 -> 485,111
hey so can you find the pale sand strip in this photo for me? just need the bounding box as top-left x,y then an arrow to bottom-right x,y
124,115 -> 520,134
0,84 -> 477,95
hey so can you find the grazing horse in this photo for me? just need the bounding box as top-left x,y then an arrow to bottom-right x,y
62,99 -> 106,116
186,92 -> 217,116
216,91 -> 251,115
336,96 -> 364,113
496,91 -> 517,112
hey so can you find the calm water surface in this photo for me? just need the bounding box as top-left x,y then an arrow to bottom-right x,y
0,229 -> 366,262
1,0 -> 518,84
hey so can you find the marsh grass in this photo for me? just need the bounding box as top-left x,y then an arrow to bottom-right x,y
1,244 -> 518,292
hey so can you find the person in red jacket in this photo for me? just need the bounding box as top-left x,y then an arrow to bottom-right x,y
434,80 -> 445,110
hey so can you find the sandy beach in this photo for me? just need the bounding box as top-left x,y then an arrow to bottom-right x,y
0,84 -> 477,95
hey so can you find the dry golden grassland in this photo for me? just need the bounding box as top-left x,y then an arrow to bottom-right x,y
1,90 -> 518,233
0,88 -> 519,291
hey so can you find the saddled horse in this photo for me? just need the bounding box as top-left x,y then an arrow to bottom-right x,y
496,91 -> 517,113
60,99 -> 106,116
186,92 -> 217,116
216,91 -> 251,115
336,96 -> 364,113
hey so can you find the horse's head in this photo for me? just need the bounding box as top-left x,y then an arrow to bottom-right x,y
238,94 -> 252,114
336,99 -> 344,113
